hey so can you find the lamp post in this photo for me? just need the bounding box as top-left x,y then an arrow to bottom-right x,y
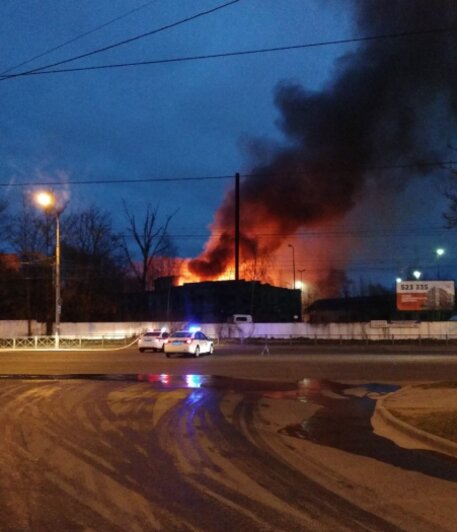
35,191 -> 62,348
436,248 -> 445,280
297,268 -> 308,316
412,270 -> 422,280
298,267 -> 306,298
288,244 -> 296,289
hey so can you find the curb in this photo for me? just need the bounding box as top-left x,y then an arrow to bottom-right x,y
375,386 -> 457,458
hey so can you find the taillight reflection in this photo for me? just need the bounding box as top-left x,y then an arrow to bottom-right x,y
136,374 -> 204,389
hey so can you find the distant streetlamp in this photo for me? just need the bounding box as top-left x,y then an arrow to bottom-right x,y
436,248 -> 445,279
34,190 -> 64,348
412,270 -> 422,280
396,277 -> 402,283
288,244 -> 296,289
298,268 -> 306,286
297,268 -> 307,304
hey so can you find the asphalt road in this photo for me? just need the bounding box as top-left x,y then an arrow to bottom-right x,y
1,346 -> 457,530
2,342 -> 457,382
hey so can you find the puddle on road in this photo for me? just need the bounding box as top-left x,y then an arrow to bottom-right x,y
0,374 -> 395,398
279,380 -> 399,444
280,379 -> 457,482
0,373 -> 297,391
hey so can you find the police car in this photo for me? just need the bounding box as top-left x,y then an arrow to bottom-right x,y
164,328 -> 214,357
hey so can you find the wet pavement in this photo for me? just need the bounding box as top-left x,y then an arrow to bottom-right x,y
286,380 -> 457,483
2,372 -> 457,478
1,373 -> 457,530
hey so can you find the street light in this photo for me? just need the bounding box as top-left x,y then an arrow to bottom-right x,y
34,190 -> 62,348
297,267 -> 307,302
288,244 -> 295,289
412,270 -> 422,280
436,248 -> 445,279
298,268 -> 306,286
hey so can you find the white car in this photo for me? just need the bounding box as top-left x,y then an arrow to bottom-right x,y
164,330 -> 214,357
138,330 -> 169,352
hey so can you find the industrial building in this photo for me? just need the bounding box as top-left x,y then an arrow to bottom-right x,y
147,278 -> 302,323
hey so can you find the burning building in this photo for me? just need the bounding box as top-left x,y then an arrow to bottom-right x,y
147,277 -> 302,323
183,1 -> 457,294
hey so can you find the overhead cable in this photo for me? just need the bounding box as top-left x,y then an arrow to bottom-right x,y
0,0 -> 242,80
2,160 -> 456,187
2,25 -> 455,80
0,0 -> 161,75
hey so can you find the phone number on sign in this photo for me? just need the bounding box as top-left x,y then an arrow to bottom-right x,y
399,284 -> 429,291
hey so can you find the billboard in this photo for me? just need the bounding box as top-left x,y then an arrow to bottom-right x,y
396,280 -> 455,311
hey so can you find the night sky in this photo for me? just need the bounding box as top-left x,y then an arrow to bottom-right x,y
1,0 -> 456,290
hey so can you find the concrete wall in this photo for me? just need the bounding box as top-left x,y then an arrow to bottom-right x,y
0,320 -> 44,337
201,321 -> 457,340
0,321 -> 154,338
2,320 -> 457,340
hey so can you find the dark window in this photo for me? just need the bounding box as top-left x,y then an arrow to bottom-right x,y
172,332 -> 191,339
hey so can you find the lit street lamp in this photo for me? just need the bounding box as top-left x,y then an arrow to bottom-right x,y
298,268 -> 306,286
297,267 -> 307,302
34,191 -> 63,348
288,244 -> 296,289
412,270 -> 422,280
436,248 -> 445,280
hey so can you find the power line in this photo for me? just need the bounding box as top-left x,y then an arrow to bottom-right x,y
114,222 -> 453,241
0,174 -> 234,187
2,160 -> 456,187
0,0 -> 242,80
160,228 -> 451,239
0,0 -> 161,75
2,25 -> 455,80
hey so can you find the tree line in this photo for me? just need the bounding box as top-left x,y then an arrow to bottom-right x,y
0,197 -> 175,329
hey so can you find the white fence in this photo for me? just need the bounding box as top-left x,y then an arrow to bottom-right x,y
200,321 -> 457,342
3,320 -> 457,342
0,321 -> 155,339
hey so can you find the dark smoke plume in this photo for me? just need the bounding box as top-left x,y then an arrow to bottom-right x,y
189,0 -> 457,279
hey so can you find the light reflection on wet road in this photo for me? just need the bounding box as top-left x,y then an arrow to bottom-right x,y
0,374 -> 456,530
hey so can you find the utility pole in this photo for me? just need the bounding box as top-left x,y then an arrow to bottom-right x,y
235,172 -> 240,281
34,191 -> 65,348
55,212 -> 61,347
288,244 -> 295,289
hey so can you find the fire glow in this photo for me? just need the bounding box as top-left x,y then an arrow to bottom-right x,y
181,0 -> 457,292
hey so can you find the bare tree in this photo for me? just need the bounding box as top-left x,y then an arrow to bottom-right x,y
61,205 -> 126,321
0,199 -> 10,248
122,201 -> 176,293
315,268 -> 353,300
151,255 -> 183,280
9,195 -> 53,257
63,206 -> 121,259
444,170 -> 457,228
8,196 -> 57,331
241,254 -> 274,283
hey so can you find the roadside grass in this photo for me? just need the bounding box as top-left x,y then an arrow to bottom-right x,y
389,408 -> 457,443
